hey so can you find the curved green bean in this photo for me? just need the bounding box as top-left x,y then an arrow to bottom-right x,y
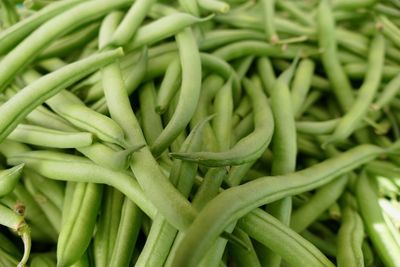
0,48 -> 123,144
171,78 -> 274,167
170,144 -> 385,267
151,27 -> 202,156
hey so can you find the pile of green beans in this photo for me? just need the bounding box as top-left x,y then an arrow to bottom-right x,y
1,0 -> 400,266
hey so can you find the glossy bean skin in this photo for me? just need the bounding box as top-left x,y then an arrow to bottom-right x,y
170,144 -> 385,267
0,48 -> 123,144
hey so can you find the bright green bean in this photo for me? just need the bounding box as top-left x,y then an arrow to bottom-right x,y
337,193 -> 364,267
291,175 -> 348,233
39,22 -> 100,59
170,143 -> 385,267
109,0 -> 156,47
151,27 -> 202,156
171,78 -> 274,166
126,13 -> 211,51
57,182 -> 103,267
7,151 -> 157,219
317,0 -> 354,112
0,48 -> 123,144
356,171 -> 400,267
325,34 -> 385,145
8,124 -> 93,148
93,187 -> 123,267
0,0 -> 132,90
0,0 -> 82,55
156,58 -> 181,114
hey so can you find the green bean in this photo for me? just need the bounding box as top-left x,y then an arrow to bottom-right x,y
0,247 -> 20,267
325,34 -> 385,145
0,203 -> 31,267
0,0 -> 82,55
199,29 -> 265,51
378,15 -> 400,49
343,63 -> 399,81
333,0 -> 377,10
237,209 -> 334,267
126,13 -> 211,51
11,183 -> 58,242
109,0 -> 156,47
135,117 -> 207,267
301,230 -> 337,257
8,124 -> 93,148
7,151 -> 157,219
261,0 -> 278,43
39,22 -> 100,59
276,0 -> 313,27
156,58 -> 181,114
109,199 -> 142,267
178,0 -> 200,16
372,73 -> 400,112
212,79 -> 233,151
356,171 -> 400,267
30,254 -> 57,267
172,77 -> 273,166
233,112 -> 253,143
0,164 -> 24,198
263,58 -> 298,266
57,182 -> 103,267
0,231 -> 21,259
0,0 -> 132,90
151,27 -> 202,156
317,0 -> 354,112
213,40 -> 303,62
200,53 -> 241,103
93,187 -> 123,267
337,193 -> 365,267
24,171 -> 64,212
170,143 -> 385,267
23,176 -> 62,233
232,96 -> 251,127
291,175 -> 348,233
291,59 -> 315,117
228,227 -> 262,267
139,82 -> 164,146
296,119 -> 340,135
198,0 -> 230,14
0,48 -> 123,145
256,57 -> 276,95
91,47 -> 148,113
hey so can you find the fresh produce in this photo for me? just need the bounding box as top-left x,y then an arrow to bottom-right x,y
0,0 -> 400,266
